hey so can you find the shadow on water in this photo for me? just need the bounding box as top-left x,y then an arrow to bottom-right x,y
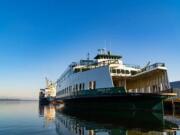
39,104 -> 179,135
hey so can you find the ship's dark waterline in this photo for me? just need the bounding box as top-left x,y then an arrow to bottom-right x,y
0,101 -> 180,135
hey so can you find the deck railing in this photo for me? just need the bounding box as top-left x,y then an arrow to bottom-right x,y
124,64 -> 141,69
142,63 -> 165,72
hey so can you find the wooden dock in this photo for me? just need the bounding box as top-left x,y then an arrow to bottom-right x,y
164,98 -> 180,113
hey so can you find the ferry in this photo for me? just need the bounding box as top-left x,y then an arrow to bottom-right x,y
56,49 -> 176,112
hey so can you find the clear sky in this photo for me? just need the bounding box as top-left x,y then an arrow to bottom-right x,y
0,0 -> 180,99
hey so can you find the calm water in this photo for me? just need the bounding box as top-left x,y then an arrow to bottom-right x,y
0,101 -> 180,135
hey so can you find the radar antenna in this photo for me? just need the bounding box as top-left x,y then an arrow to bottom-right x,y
87,52 -> 90,67
87,52 -> 90,61
45,77 -> 49,88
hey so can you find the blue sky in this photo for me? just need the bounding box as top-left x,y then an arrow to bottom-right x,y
0,0 -> 180,99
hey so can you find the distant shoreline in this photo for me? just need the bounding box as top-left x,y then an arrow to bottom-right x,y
0,99 -> 38,101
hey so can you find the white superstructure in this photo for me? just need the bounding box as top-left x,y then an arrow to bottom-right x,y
56,49 -> 170,99
40,78 -> 56,98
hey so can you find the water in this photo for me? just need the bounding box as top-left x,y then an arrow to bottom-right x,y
0,101 -> 180,135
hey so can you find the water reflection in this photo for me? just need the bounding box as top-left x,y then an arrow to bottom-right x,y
39,104 -> 180,135
39,104 -> 56,128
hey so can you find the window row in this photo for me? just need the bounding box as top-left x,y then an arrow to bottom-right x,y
59,81 -> 96,96
110,68 -> 137,75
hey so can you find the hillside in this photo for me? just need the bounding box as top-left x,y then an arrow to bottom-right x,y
170,81 -> 180,89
